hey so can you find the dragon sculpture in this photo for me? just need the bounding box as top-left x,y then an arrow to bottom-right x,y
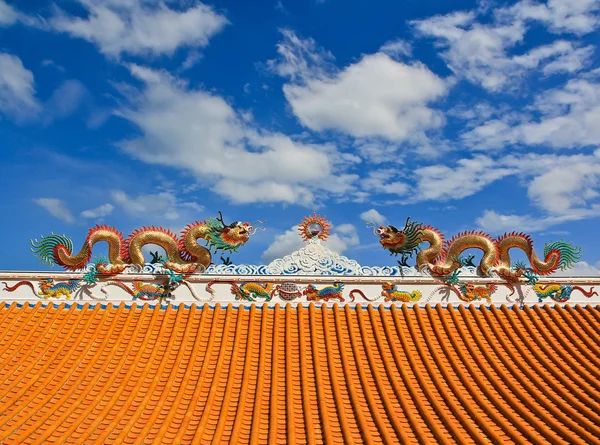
102,280 -> 174,302
31,212 -> 264,274
455,283 -> 497,303
369,217 -> 581,280
229,282 -> 274,302
380,282 -> 422,302
533,284 -> 597,303
304,282 -> 350,302
205,281 -> 276,302
3,279 -> 81,300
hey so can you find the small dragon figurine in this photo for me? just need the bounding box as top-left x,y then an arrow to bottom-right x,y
368,217 -> 581,280
205,281 -> 276,302
3,279 -> 81,300
31,212 -> 264,274
380,282 -> 422,302
304,282 -> 349,302
533,284 -> 597,303
103,280 -> 175,302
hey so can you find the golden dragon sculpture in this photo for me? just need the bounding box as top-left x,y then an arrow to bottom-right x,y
369,217 -> 581,280
31,212 -> 264,274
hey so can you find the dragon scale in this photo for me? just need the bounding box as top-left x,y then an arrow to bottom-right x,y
420,229 -> 498,276
495,234 -> 580,278
122,228 -> 204,267
31,214 -> 259,273
373,218 -> 581,279
60,227 -> 124,270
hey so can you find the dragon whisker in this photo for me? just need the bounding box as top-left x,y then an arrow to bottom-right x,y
365,222 -> 379,236
249,227 -> 266,235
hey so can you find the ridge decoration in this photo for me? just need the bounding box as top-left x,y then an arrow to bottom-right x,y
304,282 -> 350,302
101,280 -> 176,303
369,217 -> 582,280
205,281 -> 304,302
30,211 -> 264,274
380,282 -> 423,302
533,284 -> 597,303
2,279 -> 105,300
298,213 -> 331,242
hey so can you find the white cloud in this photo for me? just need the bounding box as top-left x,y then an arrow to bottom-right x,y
475,151 -> 600,229
275,1 -> 289,15
412,5 -> 595,91
41,59 -> 66,72
213,179 -> 315,206
360,209 -> 386,225
412,12 -> 524,91
449,102 -> 506,127
50,0 -> 228,58
115,64 -> 347,206
404,150 -> 600,212
266,28 -> 336,82
261,223 -> 360,262
0,54 -> 90,125
178,50 -> 203,72
327,223 -> 360,253
413,155 -> 517,201
517,152 -> 600,213
283,54 -> 448,141
0,1 -> 44,28
476,207 -> 600,233
33,198 -> 75,224
111,189 -> 203,220
354,140 -> 405,164
43,80 -> 88,125
520,79 -> 600,148
367,150 -> 600,220
0,52 -> 42,122
461,119 -> 518,149
0,0 -> 18,26
464,77 -> 600,150
379,39 -> 412,59
80,203 -> 114,219
505,0 -> 600,35
269,30 -> 448,142
542,44 -> 595,75
361,169 -> 409,196
261,226 -> 305,261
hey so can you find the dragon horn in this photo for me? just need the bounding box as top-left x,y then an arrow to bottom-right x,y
216,211 -> 226,227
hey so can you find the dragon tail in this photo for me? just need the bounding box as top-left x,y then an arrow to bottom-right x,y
104,280 -> 135,297
540,240 -> 582,274
572,286 -> 598,298
30,233 -> 78,268
349,289 -> 380,302
503,283 -> 516,297
2,281 -> 36,294
411,290 -> 423,302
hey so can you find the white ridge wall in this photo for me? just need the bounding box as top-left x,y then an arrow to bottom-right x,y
1,270 -> 599,306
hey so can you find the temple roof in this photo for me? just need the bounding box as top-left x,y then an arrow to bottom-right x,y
1,302 -> 599,444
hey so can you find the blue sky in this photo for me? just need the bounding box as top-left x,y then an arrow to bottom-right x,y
1,0 -> 600,273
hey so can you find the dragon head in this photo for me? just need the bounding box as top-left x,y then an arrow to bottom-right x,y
303,284 -> 318,297
367,217 -> 424,257
221,221 -> 252,246
382,282 -> 396,292
205,212 -> 266,253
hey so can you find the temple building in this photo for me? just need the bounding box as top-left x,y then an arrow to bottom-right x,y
0,213 -> 599,444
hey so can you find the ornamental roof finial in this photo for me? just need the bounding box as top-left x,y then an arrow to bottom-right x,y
298,213 -> 332,243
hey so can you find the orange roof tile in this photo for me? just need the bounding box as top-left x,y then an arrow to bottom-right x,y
0,302 -> 599,444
